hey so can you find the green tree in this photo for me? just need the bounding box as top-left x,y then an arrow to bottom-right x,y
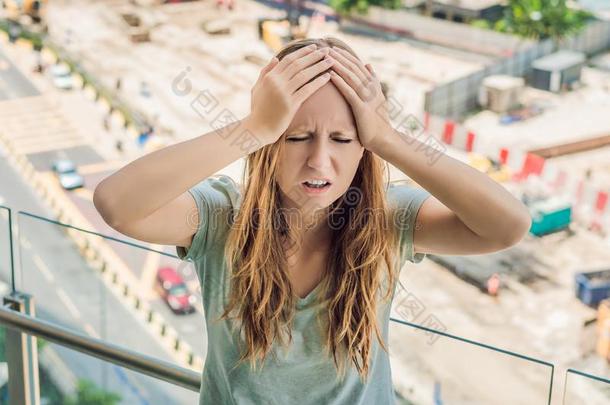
493,0 -> 593,40
329,0 -> 402,16
64,380 -> 121,405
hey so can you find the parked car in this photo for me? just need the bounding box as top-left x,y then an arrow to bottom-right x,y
156,266 -> 196,314
50,63 -> 73,90
51,159 -> 84,190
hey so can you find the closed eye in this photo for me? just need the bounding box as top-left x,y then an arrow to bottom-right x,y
286,137 -> 353,144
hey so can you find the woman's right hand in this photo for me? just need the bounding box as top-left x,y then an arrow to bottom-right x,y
246,44 -> 334,145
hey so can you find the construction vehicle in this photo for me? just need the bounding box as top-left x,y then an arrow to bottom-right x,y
258,18 -> 307,53
468,152 -> 512,183
2,0 -> 46,23
528,197 -> 572,237
257,1 -> 326,52
445,149 -> 513,183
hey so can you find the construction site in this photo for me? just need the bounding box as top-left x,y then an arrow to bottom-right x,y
2,0 -> 610,403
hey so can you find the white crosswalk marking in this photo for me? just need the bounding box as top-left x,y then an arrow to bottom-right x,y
0,95 -> 87,155
33,253 -> 55,282
57,288 -> 81,319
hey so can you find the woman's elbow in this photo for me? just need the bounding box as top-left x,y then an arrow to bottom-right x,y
93,181 -> 121,228
501,211 -> 532,248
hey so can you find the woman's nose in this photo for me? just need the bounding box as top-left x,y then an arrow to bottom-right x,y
307,139 -> 332,170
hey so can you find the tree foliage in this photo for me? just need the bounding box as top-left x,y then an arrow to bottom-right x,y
329,0 -> 402,16
493,0 -> 593,40
64,380 -> 121,405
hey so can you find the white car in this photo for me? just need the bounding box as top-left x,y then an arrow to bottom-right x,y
52,159 -> 84,190
50,63 -> 74,90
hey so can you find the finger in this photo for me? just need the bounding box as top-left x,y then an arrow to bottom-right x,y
282,47 -> 329,81
334,47 -> 371,80
365,63 -> 376,77
293,72 -> 331,105
275,44 -> 318,74
287,56 -> 333,94
258,57 -> 278,80
328,71 -> 361,106
329,48 -> 368,84
328,58 -> 370,100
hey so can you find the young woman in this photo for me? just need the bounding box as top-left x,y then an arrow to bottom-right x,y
93,37 -> 531,404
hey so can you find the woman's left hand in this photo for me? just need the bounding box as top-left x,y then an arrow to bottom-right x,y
327,47 -> 392,152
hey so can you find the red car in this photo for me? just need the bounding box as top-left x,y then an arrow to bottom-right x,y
156,266 -> 196,314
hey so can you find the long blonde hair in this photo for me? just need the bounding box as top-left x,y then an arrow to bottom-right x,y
219,37 -> 399,382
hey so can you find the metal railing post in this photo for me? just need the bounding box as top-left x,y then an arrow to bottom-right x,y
4,292 -> 40,405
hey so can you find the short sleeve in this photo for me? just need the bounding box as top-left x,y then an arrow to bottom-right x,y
176,175 -> 241,262
387,182 -> 431,265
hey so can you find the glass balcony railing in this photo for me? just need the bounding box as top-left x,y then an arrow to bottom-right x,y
15,210 -> 204,360
37,342 -> 199,404
562,368 -> 610,405
1,208 -> 610,404
8,209 -> 204,403
0,205 -> 14,293
1,205 -> 12,404
388,316 -> 554,404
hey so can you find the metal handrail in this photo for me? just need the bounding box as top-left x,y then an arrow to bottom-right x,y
0,303 -> 201,392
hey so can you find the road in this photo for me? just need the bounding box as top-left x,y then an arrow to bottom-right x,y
0,40 -> 201,403
0,36 -> 209,362
0,46 -> 37,100
0,143 -> 199,404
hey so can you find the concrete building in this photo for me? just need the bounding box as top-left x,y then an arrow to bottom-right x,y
531,50 -> 586,93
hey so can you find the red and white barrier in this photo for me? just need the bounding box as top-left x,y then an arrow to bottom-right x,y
425,114 -> 477,152
423,112 -> 610,236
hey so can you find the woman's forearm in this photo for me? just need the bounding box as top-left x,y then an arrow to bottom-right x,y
371,127 -> 531,245
93,116 -> 269,227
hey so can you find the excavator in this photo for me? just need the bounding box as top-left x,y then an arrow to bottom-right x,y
2,0 -> 46,23
258,0 -> 321,52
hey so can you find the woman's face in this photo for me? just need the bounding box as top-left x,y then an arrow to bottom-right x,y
276,81 -> 365,215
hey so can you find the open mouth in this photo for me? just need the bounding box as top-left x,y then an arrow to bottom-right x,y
302,181 -> 330,189
302,181 -> 331,190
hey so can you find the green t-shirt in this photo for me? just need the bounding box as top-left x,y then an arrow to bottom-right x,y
176,175 -> 430,405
